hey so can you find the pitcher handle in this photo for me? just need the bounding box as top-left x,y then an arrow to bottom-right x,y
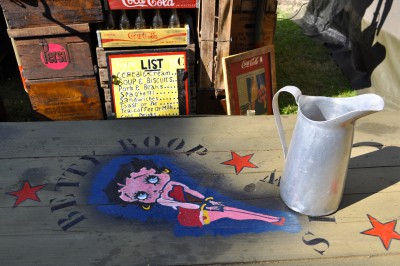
272,86 -> 302,160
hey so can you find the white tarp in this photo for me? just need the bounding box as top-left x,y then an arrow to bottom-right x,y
298,0 -> 399,110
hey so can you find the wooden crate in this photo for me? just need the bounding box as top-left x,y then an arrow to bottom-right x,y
25,77 -> 103,120
97,25 -> 190,48
8,24 -> 94,82
230,12 -> 276,55
0,0 -> 103,29
198,0 -> 277,92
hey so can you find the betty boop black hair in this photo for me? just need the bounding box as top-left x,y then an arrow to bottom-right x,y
103,158 -> 169,209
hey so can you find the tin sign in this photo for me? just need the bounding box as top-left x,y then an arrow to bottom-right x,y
107,0 -> 198,10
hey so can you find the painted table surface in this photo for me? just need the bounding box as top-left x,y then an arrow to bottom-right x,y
1,111 -> 400,265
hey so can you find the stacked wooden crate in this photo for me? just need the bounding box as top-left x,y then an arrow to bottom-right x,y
0,0 -> 104,120
197,0 -> 277,114
95,2 -> 197,118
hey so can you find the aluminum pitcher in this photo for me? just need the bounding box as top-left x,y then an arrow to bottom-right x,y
272,86 -> 384,216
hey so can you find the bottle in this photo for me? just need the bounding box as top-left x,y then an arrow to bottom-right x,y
119,10 -> 131,29
168,9 -> 180,28
152,9 -> 163,28
134,9 -> 146,29
105,10 -> 116,30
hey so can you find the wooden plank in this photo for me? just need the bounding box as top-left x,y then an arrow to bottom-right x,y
7,23 -> 90,38
0,0 -> 103,29
0,111 -> 398,158
214,0 -> 233,90
0,111 -> 399,265
15,34 -> 94,81
198,0 -> 216,89
232,0 -> 277,13
232,0 -> 242,12
96,47 -> 107,68
25,76 -> 103,120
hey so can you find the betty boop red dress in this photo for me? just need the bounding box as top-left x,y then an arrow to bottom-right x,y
168,185 -> 209,227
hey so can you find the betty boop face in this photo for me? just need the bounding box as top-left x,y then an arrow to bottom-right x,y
118,167 -> 170,204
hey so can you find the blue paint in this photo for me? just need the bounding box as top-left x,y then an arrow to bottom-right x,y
88,155 -> 301,236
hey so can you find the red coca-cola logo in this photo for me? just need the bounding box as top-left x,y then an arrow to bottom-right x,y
40,42 -> 70,70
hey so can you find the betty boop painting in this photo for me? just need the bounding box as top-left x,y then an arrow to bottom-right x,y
89,155 -> 300,237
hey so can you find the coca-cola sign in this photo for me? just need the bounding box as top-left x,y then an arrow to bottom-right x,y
241,56 -> 262,69
108,0 -> 198,9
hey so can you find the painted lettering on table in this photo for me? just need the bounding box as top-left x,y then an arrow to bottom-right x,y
50,156 -> 100,231
6,134 -> 300,236
89,155 -> 300,237
39,40 -> 70,70
260,169 -> 281,187
302,231 -> 330,255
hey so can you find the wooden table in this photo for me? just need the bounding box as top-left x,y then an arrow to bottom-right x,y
1,111 -> 400,265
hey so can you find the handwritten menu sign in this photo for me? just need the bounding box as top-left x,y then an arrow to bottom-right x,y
108,50 -> 189,118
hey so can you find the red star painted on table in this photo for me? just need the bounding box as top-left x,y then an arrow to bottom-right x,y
222,151 -> 258,174
361,214 -> 400,250
8,181 -> 47,208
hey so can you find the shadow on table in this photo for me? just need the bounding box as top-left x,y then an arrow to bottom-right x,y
339,142 -> 400,210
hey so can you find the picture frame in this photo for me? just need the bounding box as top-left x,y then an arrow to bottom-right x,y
107,48 -> 189,118
223,45 -> 277,115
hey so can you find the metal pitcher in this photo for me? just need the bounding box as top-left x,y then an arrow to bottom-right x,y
272,86 -> 384,216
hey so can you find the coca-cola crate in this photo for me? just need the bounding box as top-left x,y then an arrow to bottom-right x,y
107,0 -> 199,10
97,25 -> 190,48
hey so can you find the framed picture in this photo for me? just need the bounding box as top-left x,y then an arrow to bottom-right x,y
107,49 -> 189,118
223,45 -> 276,115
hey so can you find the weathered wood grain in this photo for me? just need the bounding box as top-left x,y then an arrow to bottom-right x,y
214,0 -> 233,90
0,0 -> 103,29
15,34 -> 94,81
7,23 -> 90,38
198,0 -> 216,89
25,77 -> 103,120
0,111 -> 399,265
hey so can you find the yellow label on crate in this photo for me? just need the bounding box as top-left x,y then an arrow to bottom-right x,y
98,26 -> 189,48
109,51 -> 188,118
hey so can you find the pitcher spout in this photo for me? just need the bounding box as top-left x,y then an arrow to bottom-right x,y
299,93 -> 385,126
333,94 -> 385,126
